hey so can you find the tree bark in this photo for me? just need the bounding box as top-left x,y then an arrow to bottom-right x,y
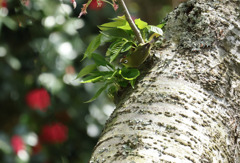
90,0 -> 240,162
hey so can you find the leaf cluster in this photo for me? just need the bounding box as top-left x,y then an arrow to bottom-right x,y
77,16 -> 164,102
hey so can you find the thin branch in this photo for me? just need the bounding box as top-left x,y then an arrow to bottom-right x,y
118,0 -> 145,44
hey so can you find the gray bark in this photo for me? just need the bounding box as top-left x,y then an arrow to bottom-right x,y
90,0 -> 240,162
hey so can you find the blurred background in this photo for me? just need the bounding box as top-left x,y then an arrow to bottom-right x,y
0,0 -> 185,162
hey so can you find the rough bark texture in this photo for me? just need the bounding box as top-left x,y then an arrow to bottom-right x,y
90,0 -> 240,162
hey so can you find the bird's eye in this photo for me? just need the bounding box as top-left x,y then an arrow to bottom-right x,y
124,60 -> 128,63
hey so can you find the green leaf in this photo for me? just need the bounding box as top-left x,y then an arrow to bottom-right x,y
100,34 -> 116,43
112,15 -> 126,21
99,20 -> 127,31
81,75 -> 103,83
99,15 -> 132,31
101,28 -> 130,40
82,34 -> 102,60
157,23 -> 165,29
106,40 -> 128,62
2,17 -> 17,30
84,82 -> 110,103
119,67 -> 140,80
92,53 -> 114,69
118,80 -> 128,87
76,64 -> 97,79
117,23 -> 131,30
101,72 -> 114,80
121,42 -> 134,53
109,43 -> 127,63
135,18 -> 148,29
107,70 -> 118,79
147,25 -> 163,36
91,71 -> 115,80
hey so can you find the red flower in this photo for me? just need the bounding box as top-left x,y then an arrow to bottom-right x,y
26,88 -> 50,111
40,123 -> 68,144
11,135 -> 25,154
89,0 -> 104,10
0,0 -> 7,8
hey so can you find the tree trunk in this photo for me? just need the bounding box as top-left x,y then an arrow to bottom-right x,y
90,0 -> 240,162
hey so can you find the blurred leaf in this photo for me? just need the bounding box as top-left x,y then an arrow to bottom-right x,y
119,67 -> 140,80
2,17 -> 17,30
0,138 -> 11,154
85,83 -> 109,103
135,18 -> 148,29
76,64 -> 97,79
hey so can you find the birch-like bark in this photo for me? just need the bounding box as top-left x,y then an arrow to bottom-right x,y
90,0 -> 240,162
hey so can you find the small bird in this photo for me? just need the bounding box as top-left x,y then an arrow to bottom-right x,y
120,42 -> 152,68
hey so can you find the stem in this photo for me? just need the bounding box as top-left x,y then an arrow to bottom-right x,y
118,0 -> 145,44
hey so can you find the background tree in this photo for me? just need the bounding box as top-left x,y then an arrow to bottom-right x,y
90,0 -> 240,162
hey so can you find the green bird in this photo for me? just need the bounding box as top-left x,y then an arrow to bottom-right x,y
120,42 -> 152,68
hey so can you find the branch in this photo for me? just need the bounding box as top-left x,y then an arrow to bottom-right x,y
117,0 -> 145,44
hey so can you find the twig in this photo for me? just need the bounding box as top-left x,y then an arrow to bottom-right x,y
118,0 -> 145,44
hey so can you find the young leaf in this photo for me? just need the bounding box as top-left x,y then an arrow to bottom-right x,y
147,25 -> 163,36
82,34 -> 102,60
98,19 -> 127,31
119,68 -> 140,80
157,23 -> 165,29
76,64 -> 97,79
117,23 -> 131,30
92,53 -> 114,69
112,15 -> 127,21
84,82 -> 110,103
99,15 -> 132,31
135,18 -> 148,29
